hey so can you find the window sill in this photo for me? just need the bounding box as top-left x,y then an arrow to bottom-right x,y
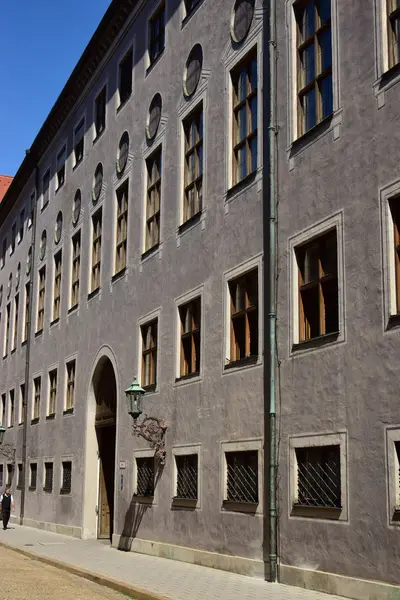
63,408 -> 74,416
73,157 -> 83,172
43,489 -> 53,494
172,497 -> 197,510
178,212 -> 202,235
50,318 -> 60,327
375,61 -> 400,99
222,500 -> 258,514
146,49 -> 165,77
68,305 -> 79,315
387,314 -> 400,330
41,201 -> 49,213
21,340 -> 27,348
88,287 -> 100,301
289,112 -> 339,159
175,372 -> 200,383
11,348 -> 16,355
93,128 -> 106,146
116,94 -> 131,114
55,182 -> 65,194
292,331 -> 339,353
227,171 -> 257,200
133,495 -> 154,505
30,418 -> 39,425
291,504 -> 342,520
111,268 -> 126,284
141,244 -> 160,261
224,355 -> 258,370
46,414 -> 55,421
35,329 -> 43,338
2,354 -> 7,360
60,489 -> 71,496
16,486 -> 22,491
181,0 -> 204,27
28,487 -> 37,492
143,383 -> 157,393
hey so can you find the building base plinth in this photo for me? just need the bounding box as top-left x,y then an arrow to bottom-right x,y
12,516 -> 82,539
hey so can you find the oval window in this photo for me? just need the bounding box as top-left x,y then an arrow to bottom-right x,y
146,93 -> 162,140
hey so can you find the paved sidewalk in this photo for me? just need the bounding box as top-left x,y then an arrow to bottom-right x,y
0,524 -> 346,600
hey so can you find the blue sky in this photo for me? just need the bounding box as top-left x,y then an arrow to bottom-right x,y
0,0 -> 111,176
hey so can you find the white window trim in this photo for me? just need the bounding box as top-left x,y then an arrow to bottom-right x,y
72,113 -> 86,170
220,438 -> 263,515
55,140 -> 67,192
7,389 -> 14,428
145,1 -> 166,73
64,354 -> 77,413
132,448 -> 157,504
141,140 -> 165,260
88,205 -> 103,298
68,228 -> 81,312
0,392 -> 5,427
223,253 -> 263,374
112,176 -> 130,280
116,40 -> 135,112
174,283 -> 204,386
31,372 -> 43,421
172,444 -> 202,509
137,307 -> 161,394
92,79 -> 108,143
47,364 -> 58,417
36,265 -> 46,332
386,426 -> 400,525
286,0 -> 341,145
51,247 -> 63,325
288,211 -> 345,353
289,431 -> 348,522
380,180 -> 400,324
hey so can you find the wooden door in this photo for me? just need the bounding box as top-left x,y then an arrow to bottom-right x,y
98,459 -> 110,539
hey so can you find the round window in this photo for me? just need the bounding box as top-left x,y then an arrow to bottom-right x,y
93,163 -> 103,202
16,263 -> 21,290
72,190 -> 81,226
146,93 -> 162,140
26,247 -> 32,276
54,211 -> 63,244
117,132 -> 129,174
39,230 -> 47,260
7,273 -> 12,298
183,44 -> 203,98
231,0 -> 255,43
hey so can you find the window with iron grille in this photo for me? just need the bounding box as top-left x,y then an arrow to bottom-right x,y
149,3 -> 165,65
175,454 -> 198,500
8,389 -> 14,428
294,0 -> 333,136
115,182 -> 128,273
48,369 -> 57,416
24,283 -> 30,342
183,106 -> 203,223
42,170 -> 50,208
13,293 -> 19,350
6,464 -> 13,487
0,465 -> 4,488
179,297 -> 201,378
29,463 -> 37,490
228,269 -> 258,364
66,360 -> 75,411
44,462 -> 53,492
295,445 -> 341,508
53,251 -> 62,321
387,0 -> 400,69
56,146 -> 66,190
4,303 -> 10,356
61,461 -> 72,494
94,86 -> 106,138
225,450 -> 258,503
231,50 -> 257,185
295,230 -> 338,342
145,150 -> 161,253
37,267 -> 46,332
74,118 -> 85,167
135,457 -> 154,497
71,231 -> 81,309
17,464 -> 23,490
118,47 -> 133,106
91,209 -> 102,292
141,320 -> 158,390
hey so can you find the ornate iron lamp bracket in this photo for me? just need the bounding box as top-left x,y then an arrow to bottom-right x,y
0,445 -> 16,462
132,415 -> 168,465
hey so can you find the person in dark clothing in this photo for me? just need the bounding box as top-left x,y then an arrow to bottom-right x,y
0,488 -> 14,530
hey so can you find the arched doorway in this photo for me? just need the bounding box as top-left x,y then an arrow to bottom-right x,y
93,356 -> 117,540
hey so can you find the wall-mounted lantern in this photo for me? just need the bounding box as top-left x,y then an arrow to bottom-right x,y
125,377 -> 168,464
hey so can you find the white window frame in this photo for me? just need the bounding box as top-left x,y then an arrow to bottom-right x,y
36,265 -> 46,333
64,354 -> 77,413
132,448 -> 157,504
47,364 -> 58,417
51,247 -> 63,325
223,253 -> 263,374
31,373 -> 42,421
174,283 -> 204,386
116,40 -> 135,112
69,229 -> 81,311
286,0 -> 341,144
7,389 -> 14,428
72,114 -> 86,169
88,205 -> 103,296
92,79 -> 108,143
112,176 -> 130,278
289,431 -> 348,521
380,180 -> 400,325
137,307 -> 161,394
55,141 -> 67,192
172,444 -> 202,509
220,438 -> 263,515
289,211 -> 345,353
141,140 -> 165,259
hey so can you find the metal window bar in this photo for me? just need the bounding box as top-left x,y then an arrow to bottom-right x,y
44,463 -> 53,492
176,454 -> 198,499
296,445 -> 341,508
226,450 -> 258,503
61,462 -> 72,494
136,457 -> 154,497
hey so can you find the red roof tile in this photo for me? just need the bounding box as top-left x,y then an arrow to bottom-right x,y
0,175 -> 13,203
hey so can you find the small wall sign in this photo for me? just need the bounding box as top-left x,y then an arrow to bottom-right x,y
119,460 -> 126,469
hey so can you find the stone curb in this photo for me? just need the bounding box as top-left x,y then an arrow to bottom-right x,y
0,540 -> 171,600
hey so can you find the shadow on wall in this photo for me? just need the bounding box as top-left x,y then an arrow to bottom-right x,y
118,459 -> 164,551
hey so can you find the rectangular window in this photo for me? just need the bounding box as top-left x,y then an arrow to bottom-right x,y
1,394 -> 5,426
66,360 -> 75,411
8,389 -> 14,428
48,369 -> 57,416
42,170 -> 50,208
229,269 -> 258,363
44,462 -> 53,493
33,377 -> 41,421
19,384 -> 25,425
0,466 -> 3,488
91,209 -> 102,292
118,47 -> 133,106
56,145 -> 66,190
74,118 -> 85,166
388,0 -> 400,69
395,441 -> 400,507
29,463 -> 37,490
37,266 -> 46,332
61,461 -> 72,494
295,445 -> 341,508
53,251 -> 62,322
295,230 -> 338,342
141,320 -> 158,389
28,191 -> 35,229
231,50 -> 257,185
19,209 -> 24,243
94,86 -> 106,138
17,464 -> 23,490
115,182 -> 128,274
184,0 -> 202,16
145,149 -> 161,252
183,106 -> 203,223
4,303 -> 10,356
390,199 -> 400,314
179,297 -> 201,378
135,457 -> 155,497
11,223 -> 16,255
225,450 -> 258,503
175,454 -> 198,499
6,464 -> 13,487
1,238 -> 6,268
24,283 -> 30,342
13,293 -> 19,350
71,231 -> 81,308
295,0 -> 333,135
149,3 -> 165,65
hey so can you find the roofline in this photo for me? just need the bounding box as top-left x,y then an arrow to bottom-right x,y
0,0 -> 136,224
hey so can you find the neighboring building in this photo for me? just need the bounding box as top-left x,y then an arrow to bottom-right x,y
0,0 -> 266,582
0,176 -> 13,203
